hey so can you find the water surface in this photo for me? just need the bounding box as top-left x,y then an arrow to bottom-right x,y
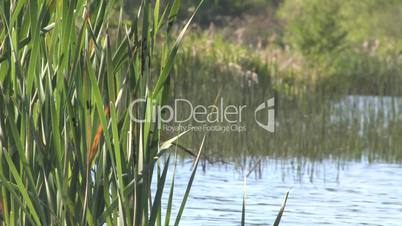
165,73 -> 402,225
165,159 -> 402,225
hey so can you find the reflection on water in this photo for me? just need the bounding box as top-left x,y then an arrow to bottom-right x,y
169,54 -> 402,162
164,159 -> 402,226
166,92 -> 402,162
167,62 -> 402,224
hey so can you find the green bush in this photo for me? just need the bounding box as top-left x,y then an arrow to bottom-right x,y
279,0 -> 347,58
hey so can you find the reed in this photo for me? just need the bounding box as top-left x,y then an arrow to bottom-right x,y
0,0 -> 207,225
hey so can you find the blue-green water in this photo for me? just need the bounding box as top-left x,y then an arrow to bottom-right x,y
165,159 -> 402,225
158,94 -> 402,225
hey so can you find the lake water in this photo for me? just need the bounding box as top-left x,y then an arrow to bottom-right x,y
165,159 -> 402,225
160,93 -> 402,225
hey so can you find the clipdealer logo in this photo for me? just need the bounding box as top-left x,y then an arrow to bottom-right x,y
128,98 -> 275,133
254,98 -> 275,133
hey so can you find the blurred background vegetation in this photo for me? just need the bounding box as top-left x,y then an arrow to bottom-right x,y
157,0 -> 402,96
161,0 -> 402,161
119,0 -> 402,162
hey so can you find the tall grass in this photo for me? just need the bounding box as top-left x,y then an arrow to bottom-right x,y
0,0 -> 206,225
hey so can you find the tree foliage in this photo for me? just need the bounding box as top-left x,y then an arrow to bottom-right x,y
279,0 -> 347,57
280,0 -> 402,55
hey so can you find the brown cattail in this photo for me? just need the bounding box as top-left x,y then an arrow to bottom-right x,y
87,105 -> 110,165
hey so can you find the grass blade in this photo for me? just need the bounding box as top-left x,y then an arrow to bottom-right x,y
164,154 -> 177,226
273,191 -> 289,226
2,151 -> 41,226
241,175 -> 246,226
149,156 -> 170,226
173,135 -> 206,226
152,0 -> 205,97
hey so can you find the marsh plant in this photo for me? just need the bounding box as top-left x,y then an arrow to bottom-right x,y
0,0 -> 208,225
